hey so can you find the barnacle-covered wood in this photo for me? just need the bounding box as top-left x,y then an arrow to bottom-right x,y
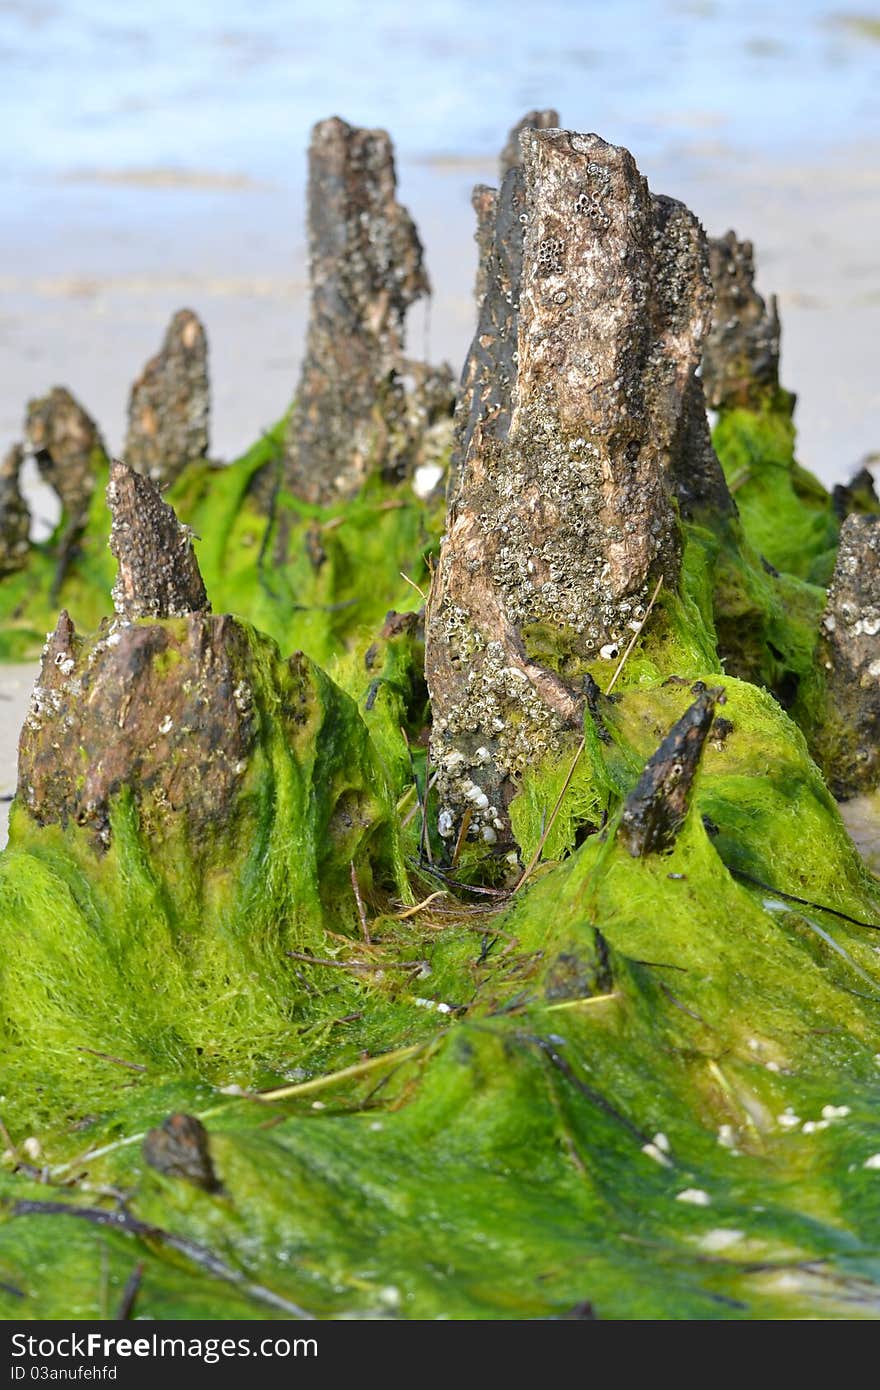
143,1114 -> 219,1191
427,130 -> 714,842
17,606 -> 257,846
108,459 -> 209,622
702,231 -> 781,411
619,688 -> 722,856
284,116 -> 431,504
451,167 -> 525,494
124,309 -> 210,485
499,108 -> 559,178
0,444 -> 31,577
817,515 -> 880,798
25,386 -> 105,530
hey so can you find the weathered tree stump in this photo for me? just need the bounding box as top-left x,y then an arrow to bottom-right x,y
0,444 -> 31,578
702,231 -> 781,411
426,130 -> 717,844
25,386 -> 105,532
284,117 -> 434,504
124,309 -> 210,485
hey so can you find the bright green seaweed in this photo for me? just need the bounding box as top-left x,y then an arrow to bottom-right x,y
2,395 -> 880,1320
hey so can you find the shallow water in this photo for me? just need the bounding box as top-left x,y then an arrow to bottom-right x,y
0,1 -> 878,476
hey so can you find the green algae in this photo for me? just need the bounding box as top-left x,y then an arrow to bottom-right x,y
712,405 -> 839,585
0,421 -> 445,670
3,622 -> 880,1318
2,398 -> 880,1319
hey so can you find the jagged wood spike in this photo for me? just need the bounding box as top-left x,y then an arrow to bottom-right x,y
284,116 -> 430,504
817,515 -> 880,798
702,231 -> 782,411
0,443 -> 31,578
618,688 -> 723,856
108,459 -> 209,622
427,130 -> 720,844
124,309 -> 210,485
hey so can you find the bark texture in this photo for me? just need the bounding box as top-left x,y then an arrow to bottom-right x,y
124,309 -> 210,485
618,687 -> 723,856
702,231 -> 781,411
0,444 -> 31,578
818,515 -> 880,797
284,117 -> 432,504
451,167 -> 525,493
108,459 -> 209,622
426,130 -> 717,843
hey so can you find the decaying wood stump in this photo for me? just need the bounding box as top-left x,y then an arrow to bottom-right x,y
426,130 -> 718,844
702,231 -> 781,411
18,467 -> 250,847
124,309 -> 210,485
25,386 -> 105,532
0,444 -> 31,578
817,514 -> 880,798
619,687 -> 723,856
25,386 -> 108,599
284,117 -> 437,504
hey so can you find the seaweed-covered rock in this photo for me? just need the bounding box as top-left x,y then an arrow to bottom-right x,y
124,309 -> 210,485
427,131 -> 715,840
815,514 -> 880,797
703,231 -> 781,412
0,444 -> 30,578
284,117 -> 432,504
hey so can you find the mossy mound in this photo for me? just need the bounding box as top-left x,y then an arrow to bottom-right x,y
3,632 -> 880,1318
